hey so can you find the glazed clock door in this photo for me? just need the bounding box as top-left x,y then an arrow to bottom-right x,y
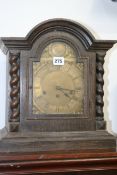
33,42 -> 84,115
24,30 -> 96,132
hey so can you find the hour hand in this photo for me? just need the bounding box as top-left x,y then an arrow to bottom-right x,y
56,86 -> 62,90
56,86 -> 71,98
56,86 -> 79,100
56,86 -> 72,91
56,86 -> 75,93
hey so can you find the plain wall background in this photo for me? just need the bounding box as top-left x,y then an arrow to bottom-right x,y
0,0 -> 117,133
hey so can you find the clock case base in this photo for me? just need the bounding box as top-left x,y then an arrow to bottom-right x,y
0,129 -> 116,153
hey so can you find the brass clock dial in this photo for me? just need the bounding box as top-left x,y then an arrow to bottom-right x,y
33,42 -> 84,114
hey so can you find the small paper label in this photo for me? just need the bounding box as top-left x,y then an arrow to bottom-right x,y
53,57 -> 64,65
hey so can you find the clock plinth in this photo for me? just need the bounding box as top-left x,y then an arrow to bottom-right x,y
0,130 -> 116,153
0,19 -> 116,154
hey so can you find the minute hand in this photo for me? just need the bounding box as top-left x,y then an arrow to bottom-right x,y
56,86 -> 79,100
56,86 -> 80,93
56,86 -> 71,98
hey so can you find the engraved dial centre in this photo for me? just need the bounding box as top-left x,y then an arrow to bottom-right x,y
41,71 -> 74,106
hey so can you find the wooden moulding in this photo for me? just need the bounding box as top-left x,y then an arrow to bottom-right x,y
0,152 -> 117,175
0,19 -> 117,53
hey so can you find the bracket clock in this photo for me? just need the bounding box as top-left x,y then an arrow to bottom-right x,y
0,19 -> 116,153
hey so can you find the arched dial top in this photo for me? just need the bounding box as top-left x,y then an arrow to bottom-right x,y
33,42 -> 84,114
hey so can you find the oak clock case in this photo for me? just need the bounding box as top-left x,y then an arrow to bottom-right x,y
0,19 -> 116,153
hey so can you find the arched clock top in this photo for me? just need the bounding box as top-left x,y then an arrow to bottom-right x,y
0,19 -> 117,54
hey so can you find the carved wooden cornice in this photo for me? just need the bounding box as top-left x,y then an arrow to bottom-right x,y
0,19 -> 117,54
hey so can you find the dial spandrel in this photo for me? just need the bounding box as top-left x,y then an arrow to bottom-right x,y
33,42 -> 84,114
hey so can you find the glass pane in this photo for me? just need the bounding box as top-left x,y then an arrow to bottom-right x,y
33,42 -> 84,114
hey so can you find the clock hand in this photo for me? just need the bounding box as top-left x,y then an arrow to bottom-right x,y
56,86 -> 71,98
62,90 -> 78,100
56,86 -> 73,92
63,92 -> 71,98
56,86 -> 80,93
56,86 -> 79,100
